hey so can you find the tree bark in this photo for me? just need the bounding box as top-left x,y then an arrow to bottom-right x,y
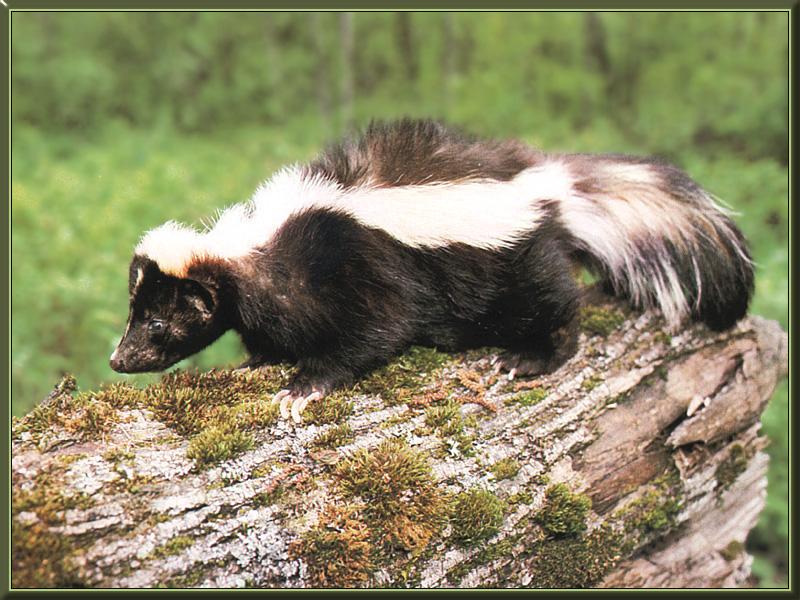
12,292 -> 787,589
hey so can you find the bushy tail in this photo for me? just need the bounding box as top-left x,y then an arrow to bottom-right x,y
558,155 -> 754,331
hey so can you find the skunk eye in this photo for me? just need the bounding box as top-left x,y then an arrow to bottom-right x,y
148,319 -> 165,335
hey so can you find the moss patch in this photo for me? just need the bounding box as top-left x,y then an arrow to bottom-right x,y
508,491 -> 534,506
134,369 -> 285,435
103,447 -> 135,464
104,369 -> 282,467
450,489 -> 506,547
505,388 -> 547,407
616,470 -> 682,542
303,392 -> 353,426
13,374 -> 122,445
356,346 -> 453,405
312,422 -> 355,449
12,467 -> 93,588
149,535 -> 195,560
423,399 -> 476,456
334,439 -> 448,553
290,504 -> 373,588
12,519 -> 80,588
535,484 -> 592,537
527,523 -> 625,588
622,489 -> 681,537
186,426 -> 254,467
579,306 -> 625,337
19,370 -> 286,467
489,458 -> 521,481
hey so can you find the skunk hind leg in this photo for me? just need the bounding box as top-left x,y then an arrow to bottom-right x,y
493,319 -> 579,379
491,234 -> 581,379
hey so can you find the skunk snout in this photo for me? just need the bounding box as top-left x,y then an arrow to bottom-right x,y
109,348 -> 127,373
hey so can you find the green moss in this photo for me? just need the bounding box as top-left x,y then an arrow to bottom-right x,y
508,491 -> 534,506
251,462 -> 278,479
290,504 -> 373,588
224,397 -> 281,431
623,490 -> 681,536
14,473 -> 93,520
715,443 -> 750,494
21,370 -> 286,468
579,306 -> 625,337
581,374 -> 603,392
103,448 -> 135,464
489,458 -> 521,481
108,369 -> 283,434
720,540 -> 745,562
13,374 -> 78,439
312,422 -> 355,449
149,535 -> 195,559
334,439 -> 448,553
423,399 -> 476,455
356,346 -> 453,405
617,471 -> 682,540
379,410 -> 416,430
505,388 -> 547,407
535,484 -> 592,538
62,394 -> 120,436
12,467 -> 93,588
13,374 -> 123,444
527,523 -> 625,588
12,519 -> 80,588
304,392 -> 353,425
450,489 -> 506,547
186,426 -> 254,467
424,399 -> 461,430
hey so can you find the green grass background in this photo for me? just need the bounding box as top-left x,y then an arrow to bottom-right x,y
10,11 -> 788,586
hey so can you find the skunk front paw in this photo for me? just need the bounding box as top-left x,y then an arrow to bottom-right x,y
273,388 -> 325,423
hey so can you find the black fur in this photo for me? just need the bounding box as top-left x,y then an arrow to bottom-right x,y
306,118 -> 542,187
111,119 -> 754,400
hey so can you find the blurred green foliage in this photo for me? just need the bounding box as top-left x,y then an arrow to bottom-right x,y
10,11 -> 788,586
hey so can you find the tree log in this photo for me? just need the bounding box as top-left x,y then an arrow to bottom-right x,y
12,292 -> 787,589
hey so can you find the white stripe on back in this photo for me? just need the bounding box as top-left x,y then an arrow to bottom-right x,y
136,162 -> 574,275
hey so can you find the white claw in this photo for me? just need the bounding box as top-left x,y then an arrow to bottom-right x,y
273,389 -> 291,404
278,393 -> 294,419
291,392 -> 322,423
291,398 -> 305,423
508,368 -> 517,381
490,355 -> 499,366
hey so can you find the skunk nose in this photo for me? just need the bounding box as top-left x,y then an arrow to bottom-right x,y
109,349 -> 125,372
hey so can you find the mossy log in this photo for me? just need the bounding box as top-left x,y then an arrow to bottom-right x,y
12,292 -> 787,589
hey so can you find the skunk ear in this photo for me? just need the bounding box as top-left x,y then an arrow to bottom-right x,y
179,278 -> 216,320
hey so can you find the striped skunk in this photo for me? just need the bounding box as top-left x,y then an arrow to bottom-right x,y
110,119 -> 753,422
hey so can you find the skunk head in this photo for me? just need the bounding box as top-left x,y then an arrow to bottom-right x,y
110,256 -> 228,373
